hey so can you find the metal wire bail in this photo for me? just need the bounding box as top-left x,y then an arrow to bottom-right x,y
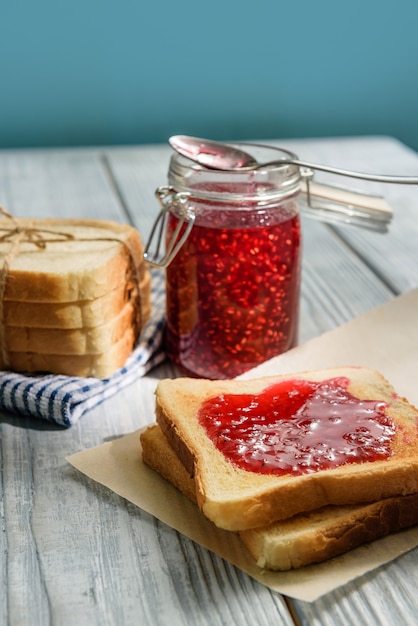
143,185 -> 196,268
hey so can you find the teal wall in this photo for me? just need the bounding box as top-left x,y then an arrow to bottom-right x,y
1,0 -> 418,150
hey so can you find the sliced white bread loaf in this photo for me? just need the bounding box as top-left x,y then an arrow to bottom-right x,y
0,218 -> 151,377
140,424 -> 418,570
155,367 -> 418,531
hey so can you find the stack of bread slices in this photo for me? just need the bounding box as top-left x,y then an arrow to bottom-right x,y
141,367 -> 418,570
0,217 -> 151,378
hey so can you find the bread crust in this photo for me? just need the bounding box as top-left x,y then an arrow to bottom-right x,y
141,424 -> 197,503
155,368 -> 418,531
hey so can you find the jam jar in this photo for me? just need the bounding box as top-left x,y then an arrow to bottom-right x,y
153,144 -> 303,379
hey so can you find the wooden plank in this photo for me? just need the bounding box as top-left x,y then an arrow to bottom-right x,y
0,148 -> 127,222
292,551 -> 418,626
103,144 -> 171,238
299,216 -> 394,344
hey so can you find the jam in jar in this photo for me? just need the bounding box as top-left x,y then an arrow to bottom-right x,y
160,145 -> 302,379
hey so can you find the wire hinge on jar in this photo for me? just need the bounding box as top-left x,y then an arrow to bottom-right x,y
143,185 -> 196,268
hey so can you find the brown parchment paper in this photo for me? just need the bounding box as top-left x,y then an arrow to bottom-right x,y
67,288 -> 418,602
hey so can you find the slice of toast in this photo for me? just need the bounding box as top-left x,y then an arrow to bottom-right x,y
155,367 -> 418,531
140,424 -> 418,570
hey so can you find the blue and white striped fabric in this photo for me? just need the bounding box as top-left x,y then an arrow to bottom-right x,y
0,270 -> 166,427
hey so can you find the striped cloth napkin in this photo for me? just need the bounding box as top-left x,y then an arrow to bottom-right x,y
0,270 -> 166,427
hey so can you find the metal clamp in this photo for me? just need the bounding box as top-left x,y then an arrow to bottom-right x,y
143,186 -> 195,268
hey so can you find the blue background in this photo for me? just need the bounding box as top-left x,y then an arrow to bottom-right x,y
1,0 -> 418,150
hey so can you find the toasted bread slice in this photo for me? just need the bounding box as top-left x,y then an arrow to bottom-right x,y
155,367 -> 418,531
241,494 -> 418,570
141,424 -> 418,570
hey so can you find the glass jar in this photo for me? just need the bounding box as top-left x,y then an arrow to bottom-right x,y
145,139 -> 402,378
153,144 -> 303,379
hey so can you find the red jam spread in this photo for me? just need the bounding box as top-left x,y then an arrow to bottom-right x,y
198,377 -> 396,475
165,198 -> 301,379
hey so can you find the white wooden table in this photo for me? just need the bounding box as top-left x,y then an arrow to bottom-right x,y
1,136 -> 418,626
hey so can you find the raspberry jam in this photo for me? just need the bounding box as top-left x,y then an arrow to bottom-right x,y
164,193 -> 301,380
160,146 -> 301,379
198,377 -> 396,475
162,145 -> 303,378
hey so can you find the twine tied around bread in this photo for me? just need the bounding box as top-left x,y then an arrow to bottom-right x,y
0,206 -> 146,372
0,206 -> 76,366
